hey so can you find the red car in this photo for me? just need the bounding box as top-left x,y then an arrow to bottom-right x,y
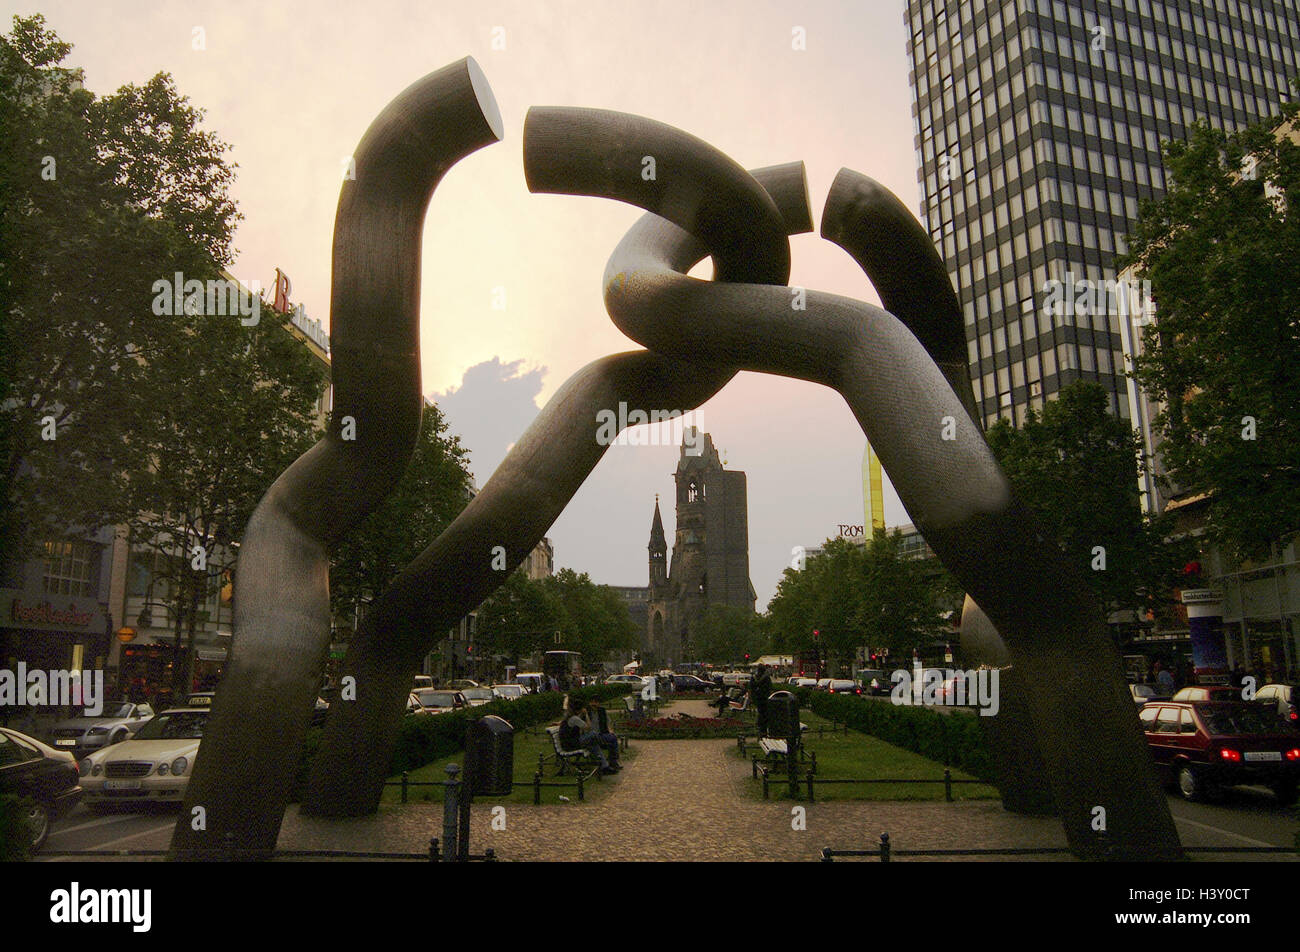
1140,700 -> 1300,803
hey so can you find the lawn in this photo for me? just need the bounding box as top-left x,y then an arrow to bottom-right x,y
734,709 -> 1000,802
381,725 -> 637,806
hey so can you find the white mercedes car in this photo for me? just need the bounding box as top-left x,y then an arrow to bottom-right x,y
79,707 -> 208,809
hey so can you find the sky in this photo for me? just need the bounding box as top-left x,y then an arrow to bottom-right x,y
16,0 -> 925,609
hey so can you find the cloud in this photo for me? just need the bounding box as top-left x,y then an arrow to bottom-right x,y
431,357 -> 547,486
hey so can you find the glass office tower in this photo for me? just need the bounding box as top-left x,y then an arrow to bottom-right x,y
904,0 -> 1299,428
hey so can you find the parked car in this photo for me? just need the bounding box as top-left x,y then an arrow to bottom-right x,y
1139,700 -> 1300,803
79,707 -> 209,809
1171,685 -> 1246,703
672,675 -> 716,692
606,674 -> 646,687
461,687 -> 495,707
412,675 -> 434,690
0,726 -> 82,852
409,689 -> 468,714
857,669 -> 892,696
515,673 -> 545,694
1130,684 -> 1168,707
1255,684 -> 1299,727
936,676 -> 975,705
788,677 -> 819,688
815,678 -> 833,691
183,692 -> 215,707
826,678 -> 861,696
721,671 -> 753,688
47,702 -> 155,757
492,684 -> 525,701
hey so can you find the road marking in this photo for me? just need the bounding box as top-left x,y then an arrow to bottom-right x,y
1172,813 -> 1280,848
48,812 -> 138,837
45,819 -> 175,861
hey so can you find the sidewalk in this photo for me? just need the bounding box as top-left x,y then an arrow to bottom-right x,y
276,699 -> 1076,861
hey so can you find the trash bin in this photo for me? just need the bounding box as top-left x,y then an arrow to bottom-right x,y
766,690 -> 800,739
465,715 -> 514,796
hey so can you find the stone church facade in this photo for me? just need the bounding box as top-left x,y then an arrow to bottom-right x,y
642,429 -> 755,666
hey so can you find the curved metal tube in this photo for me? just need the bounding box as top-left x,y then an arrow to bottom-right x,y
523,106 -> 1181,860
301,161 -> 812,816
169,58 -> 504,858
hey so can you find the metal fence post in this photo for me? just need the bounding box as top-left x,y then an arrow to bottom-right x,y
533,770 -> 541,805
880,832 -> 891,863
442,763 -> 461,861
943,767 -> 953,803
401,770 -> 409,804
577,771 -> 585,801
806,773 -> 815,802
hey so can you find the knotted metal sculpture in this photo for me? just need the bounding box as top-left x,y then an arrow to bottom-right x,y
169,58 -> 1183,861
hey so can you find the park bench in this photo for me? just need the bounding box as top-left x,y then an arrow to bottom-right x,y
545,725 -> 597,776
728,694 -> 750,714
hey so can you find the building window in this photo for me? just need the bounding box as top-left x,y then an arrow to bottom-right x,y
41,540 -> 97,598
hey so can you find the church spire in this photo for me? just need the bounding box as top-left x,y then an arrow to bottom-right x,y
649,495 -> 667,552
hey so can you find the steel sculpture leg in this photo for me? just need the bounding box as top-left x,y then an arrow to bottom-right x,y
820,170 -> 1055,815
169,58 -> 504,858
522,105 -> 1182,860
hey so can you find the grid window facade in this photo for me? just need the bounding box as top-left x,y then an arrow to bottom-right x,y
41,539 -> 98,598
906,0 -> 1299,428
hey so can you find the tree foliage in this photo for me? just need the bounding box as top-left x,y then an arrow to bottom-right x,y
0,14 -> 241,565
765,533 -> 952,666
986,381 -> 1189,618
1124,95 -> 1300,560
329,401 -> 474,625
691,603 -> 766,665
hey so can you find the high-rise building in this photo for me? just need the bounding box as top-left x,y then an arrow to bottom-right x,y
905,0 -> 1299,428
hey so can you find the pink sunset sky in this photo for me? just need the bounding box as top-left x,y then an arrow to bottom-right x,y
17,0 -> 927,608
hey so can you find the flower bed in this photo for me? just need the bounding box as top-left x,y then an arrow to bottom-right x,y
623,715 -> 744,739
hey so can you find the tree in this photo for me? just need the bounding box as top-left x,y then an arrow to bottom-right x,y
122,302 -> 327,694
541,568 -> 639,663
0,15 -> 240,565
986,381 -> 1189,620
329,401 -> 473,627
1125,96 -> 1300,561
469,567 -> 563,668
692,603 -> 766,665
765,533 -> 950,669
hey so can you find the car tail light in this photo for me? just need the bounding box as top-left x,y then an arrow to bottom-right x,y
1219,748 -> 1242,762
855,688 -> 862,695
1286,749 -> 1300,761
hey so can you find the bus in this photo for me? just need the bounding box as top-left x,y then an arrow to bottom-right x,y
542,651 -> 583,691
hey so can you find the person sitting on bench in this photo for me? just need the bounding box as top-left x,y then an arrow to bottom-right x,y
712,687 -> 739,717
566,699 -> 620,774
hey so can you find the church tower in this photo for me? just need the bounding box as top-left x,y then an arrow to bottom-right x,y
643,427 -> 755,666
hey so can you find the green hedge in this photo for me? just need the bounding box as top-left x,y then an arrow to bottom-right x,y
800,691 -> 995,782
388,684 -> 632,774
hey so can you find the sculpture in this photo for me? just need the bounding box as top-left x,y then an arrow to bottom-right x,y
170,58 -> 1182,861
